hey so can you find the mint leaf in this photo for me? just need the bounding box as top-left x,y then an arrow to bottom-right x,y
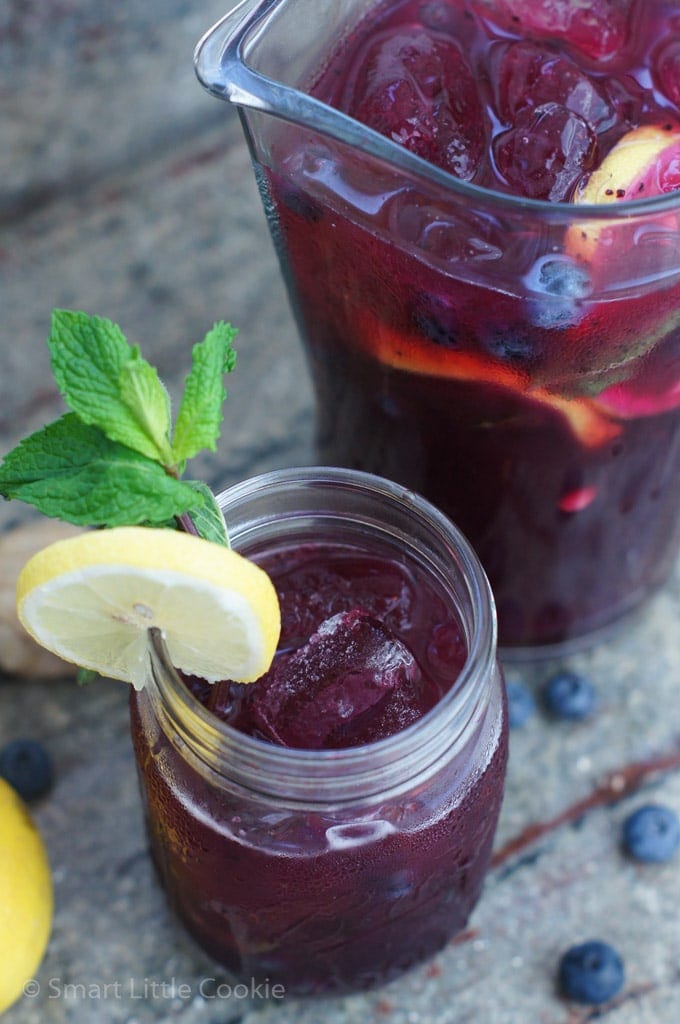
172,322 -> 237,464
184,480 -> 230,547
48,310 -> 173,464
2,312 -> 242,540
119,359 -> 173,463
77,668 -> 98,686
0,414 -> 204,527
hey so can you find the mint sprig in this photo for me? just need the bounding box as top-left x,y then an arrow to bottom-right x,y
49,311 -> 175,465
0,311 -> 237,544
173,321 -> 238,467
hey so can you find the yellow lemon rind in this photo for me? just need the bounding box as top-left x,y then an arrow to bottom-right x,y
16,527 -> 280,687
567,125 -> 680,263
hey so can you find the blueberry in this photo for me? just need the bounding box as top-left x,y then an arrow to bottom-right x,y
278,185 -> 322,223
525,256 -> 590,329
379,869 -> 416,901
506,680 -> 535,729
558,940 -> 625,1005
535,258 -> 591,299
0,738 -> 53,801
622,804 -> 680,864
419,1 -> 458,31
543,671 -> 596,721
527,297 -> 584,331
485,328 -> 535,365
410,297 -> 459,347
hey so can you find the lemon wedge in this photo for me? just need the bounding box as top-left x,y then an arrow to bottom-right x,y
0,778 -> 53,1014
16,527 -> 280,689
566,124 -> 680,264
575,124 -> 680,207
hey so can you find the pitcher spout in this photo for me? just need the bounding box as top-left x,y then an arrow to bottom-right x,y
194,0 -> 277,108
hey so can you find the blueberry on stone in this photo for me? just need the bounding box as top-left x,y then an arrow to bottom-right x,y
558,940 -> 625,1005
543,671 -> 596,721
506,680 -> 535,729
622,804 -> 680,864
0,738 -> 54,801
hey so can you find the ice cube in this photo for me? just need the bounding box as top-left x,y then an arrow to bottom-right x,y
346,28 -> 485,181
272,548 -> 417,649
474,0 -> 632,61
493,103 -> 596,201
249,609 -> 426,749
495,41 -> 614,132
653,40 -> 680,109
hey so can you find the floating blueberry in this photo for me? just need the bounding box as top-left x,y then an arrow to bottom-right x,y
543,671 -> 596,720
534,257 -> 591,299
485,328 -> 535,365
558,940 -> 625,1005
278,185 -> 322,223
410,296 -> 459,347
0,738 -> 54,801
378,869 -> 416,901
527,297 -> 584,331
506,680 -> 535,729
525,256 -> 591,329
622,804 -> 680,864
419,1 -> 457,32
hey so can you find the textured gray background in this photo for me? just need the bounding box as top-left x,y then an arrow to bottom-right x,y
1,3 -> 679,1022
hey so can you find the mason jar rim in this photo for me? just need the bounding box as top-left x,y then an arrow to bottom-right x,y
195,0 -> 680,221
145,467 -> 499,806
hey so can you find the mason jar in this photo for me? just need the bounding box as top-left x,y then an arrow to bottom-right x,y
129,468 -> 508,995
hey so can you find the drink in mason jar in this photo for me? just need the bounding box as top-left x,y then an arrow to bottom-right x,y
131,469 -> 507,994
225,0 -> 680,649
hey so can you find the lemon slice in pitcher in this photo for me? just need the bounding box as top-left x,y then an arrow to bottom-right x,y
16,527 -> 280,689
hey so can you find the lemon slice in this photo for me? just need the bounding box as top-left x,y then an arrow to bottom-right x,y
0,778 -> 53,1014
16,527 -> 280,689
575,124 -> 680,208
566,124 -> 680,264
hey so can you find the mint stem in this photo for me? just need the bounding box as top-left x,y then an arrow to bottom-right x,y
176,512 -> 200,536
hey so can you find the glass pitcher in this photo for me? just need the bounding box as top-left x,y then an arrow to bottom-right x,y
195,0 -> 680,652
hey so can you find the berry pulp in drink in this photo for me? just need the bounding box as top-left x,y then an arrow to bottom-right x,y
130,533 -> 507,993
261,0 -> 680,647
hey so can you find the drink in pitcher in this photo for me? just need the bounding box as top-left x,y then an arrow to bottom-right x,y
196,0 -> 680,649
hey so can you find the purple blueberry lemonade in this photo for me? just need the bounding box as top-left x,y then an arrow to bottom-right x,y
130,469 -> 507,994
195,0 -> 680,649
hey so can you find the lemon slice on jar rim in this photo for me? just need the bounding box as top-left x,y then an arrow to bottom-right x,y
16,527 -> 281,690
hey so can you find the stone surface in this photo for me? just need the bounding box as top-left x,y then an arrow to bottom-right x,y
0,520 -> 82,677
1,3 -> 679,1023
